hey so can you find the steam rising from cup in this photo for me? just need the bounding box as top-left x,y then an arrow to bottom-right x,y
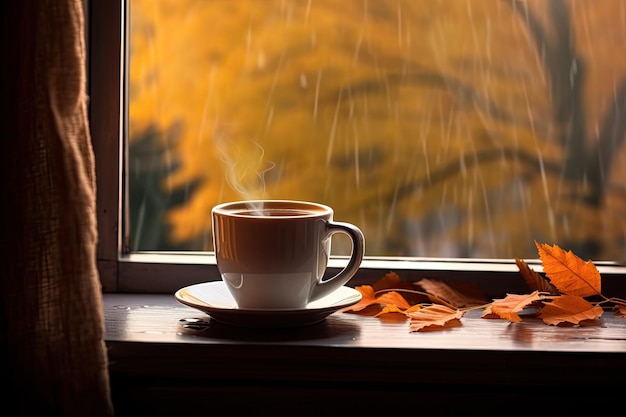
215,131 -> 276,214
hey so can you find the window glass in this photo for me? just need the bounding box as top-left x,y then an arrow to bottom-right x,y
128,0 -> 626,262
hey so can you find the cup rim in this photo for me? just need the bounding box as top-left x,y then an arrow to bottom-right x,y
212,199 -> 333,218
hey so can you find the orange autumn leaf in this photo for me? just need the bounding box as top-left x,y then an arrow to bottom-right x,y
375,291 -> 412,310
538,294 -> 604,326
376,303 -> 421,317
614,303 -> 626,317
415,278 -> 488,308
372,271 -> 413,291
480,304 -> 501,319
376,304 -> 405,316
408,304 -> 465,332
344,286 -> 413,313
491,290 -> 546,323
535,241 -> 601,297
515,258 -> 559,295
344,285 -> 378,312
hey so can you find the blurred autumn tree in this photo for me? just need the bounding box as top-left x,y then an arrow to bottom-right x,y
128,0 -> 626,260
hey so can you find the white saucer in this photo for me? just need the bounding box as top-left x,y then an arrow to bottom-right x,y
174,281 -> 362,328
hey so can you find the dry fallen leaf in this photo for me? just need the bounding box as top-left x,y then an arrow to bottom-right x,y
376,303 -> 421,317
491,291 -> 546,323
515,258 -> 559,295
414,278 -> 489,308
372,271 -> 413,292
408,304 -> 465,332
344,285 -> 414,315
345,240 -> 617,332
480,305 -> 501,319
538,294 -> 604,326
344,285 -> 378,312
535,241 -> 601,297
375,291 -> 412,310
372,272 -> 429,305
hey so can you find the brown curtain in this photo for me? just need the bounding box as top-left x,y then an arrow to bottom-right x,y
1,1 -> 113,415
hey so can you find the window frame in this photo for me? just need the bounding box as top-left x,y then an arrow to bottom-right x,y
88,0 -> 626,296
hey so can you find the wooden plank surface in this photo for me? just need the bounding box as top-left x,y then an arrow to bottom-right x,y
104,293 -> 626,414
104,293 -> 626,352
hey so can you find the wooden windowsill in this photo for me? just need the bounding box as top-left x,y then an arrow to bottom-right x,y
104,291 -> 626,414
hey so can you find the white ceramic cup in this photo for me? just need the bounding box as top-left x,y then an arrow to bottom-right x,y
211,200 -> 365,309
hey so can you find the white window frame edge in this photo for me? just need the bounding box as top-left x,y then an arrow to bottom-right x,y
88,0 -> 626,297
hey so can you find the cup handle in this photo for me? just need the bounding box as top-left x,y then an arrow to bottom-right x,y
310,221 -> 365,302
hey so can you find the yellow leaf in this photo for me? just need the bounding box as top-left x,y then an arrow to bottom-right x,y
538,295 -> 604,326
535,242 -> 601,297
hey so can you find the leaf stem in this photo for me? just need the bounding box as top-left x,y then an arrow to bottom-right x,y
461,303 -> 493,312
373,288 -> 492,311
